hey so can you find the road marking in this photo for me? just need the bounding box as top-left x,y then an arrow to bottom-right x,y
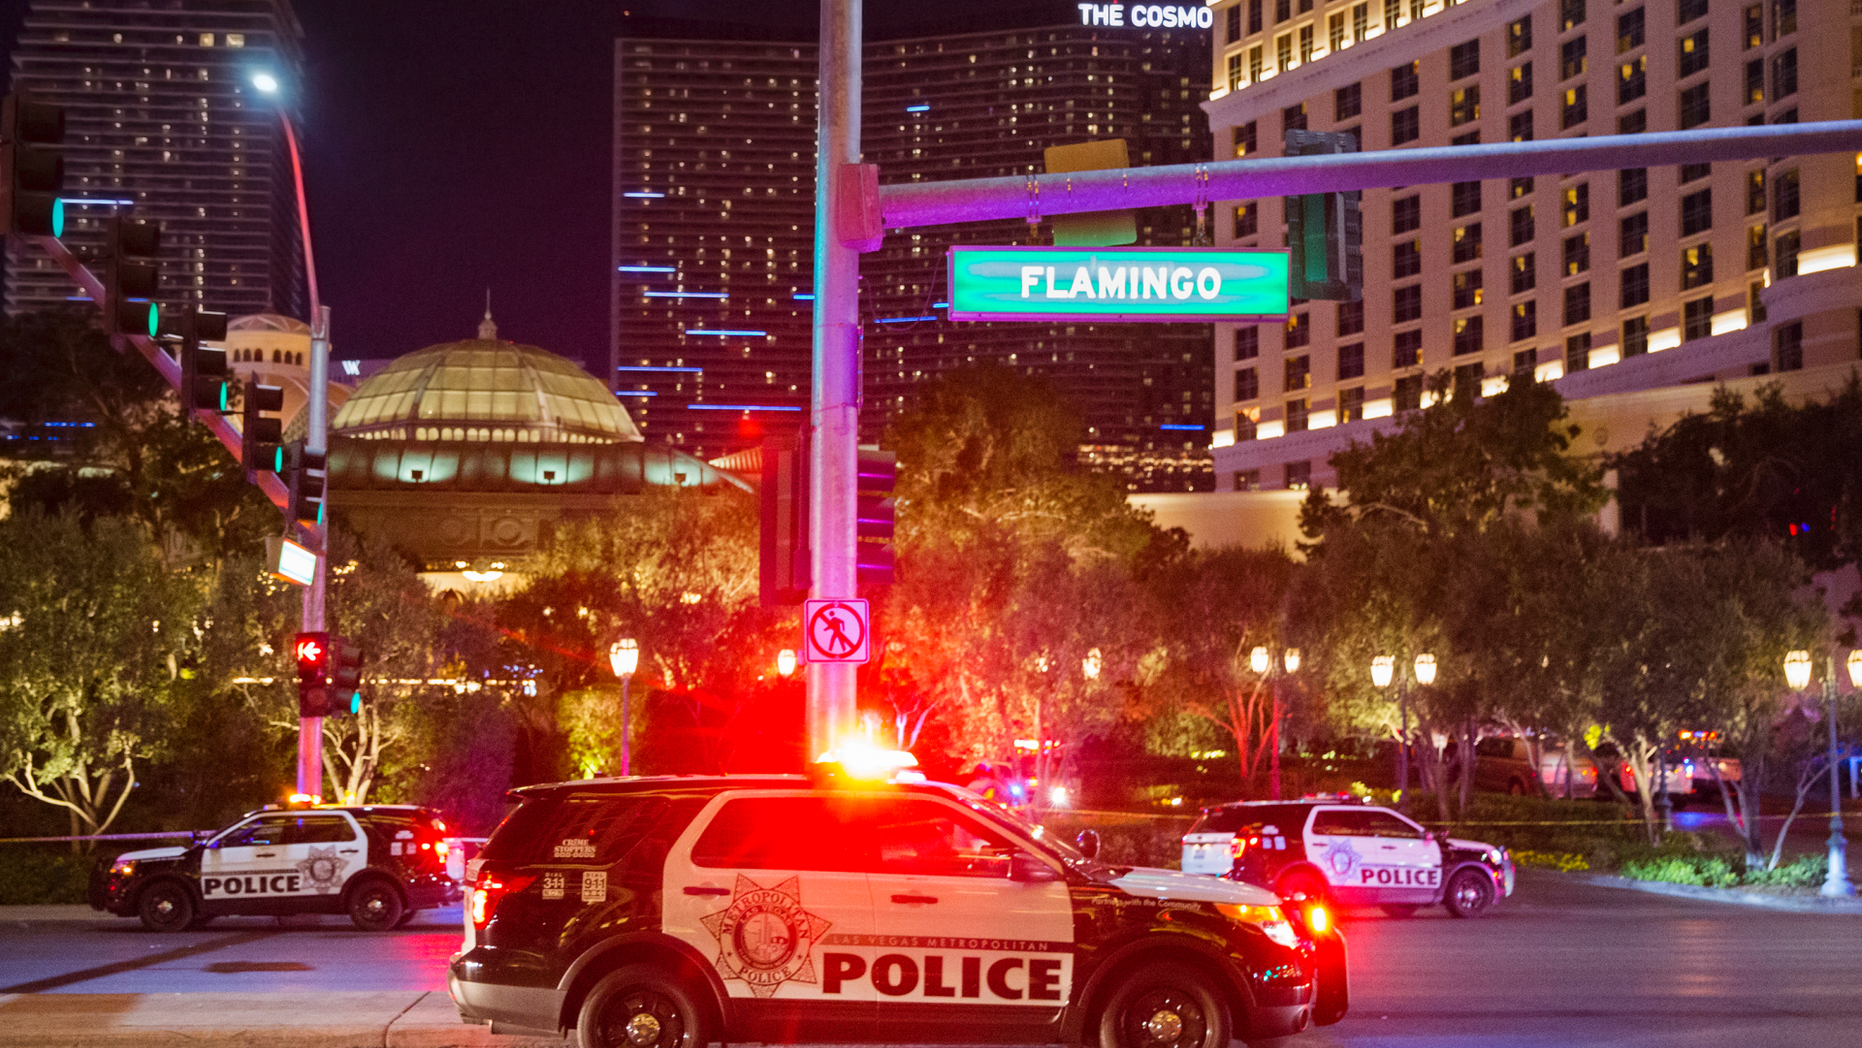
0,931 -> 276,994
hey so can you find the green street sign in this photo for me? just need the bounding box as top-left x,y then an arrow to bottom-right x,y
946,246 -> 1290,322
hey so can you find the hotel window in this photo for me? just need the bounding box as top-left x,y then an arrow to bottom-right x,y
1228,2 -> 1243,41
1228,53 -> 1244,90
1236,412 -> 1259,442
1744,3 -> 1763,49
1286,398 -> 1310,433
1772,48 -> 1797,99
1620,262 -> 1650,307
1678,28 -> 1709,78
1616,8 -> 1643,53
1235,467 -> 1262,490
1513,347 -> 1538,375
1336,82 -> 1362,120
1774,320 -> 1804,372
1339,341 -> 1366,380
1453,316 -> 1483,356
1394,329 -> 1423,368
1747,225 -> 1768,270
1250,0 -> 1264,33
1512,300 -> 1538,341
1450,39 -> 1481,80
1392,60 -> 1420,100
1453,268 -> 1484,309
1775,230 -> 1800,277
1394,238 -> 1423,276
1772,0 -> 1795,37
1563,183 -> 1589,226
1512,176 -> 1534,199
1452,180 -> 1482,217
1452,222 -> 1482,263
1619,167 -> 1648,206
1509,110 -> 1534,142
1392,106 -> 1420,144
1286,312 -> 1310,349
1353,3 -> 1370,43
1283,102 -> 1308,132
1393,194 -> 1421,233
1508,15 -> 1532,58
1394,284 -> 1423,322
1618,56 -> 1646,104
1623,315 -> 1650,356
1679,83 -> 1711,129
1338,300 -> 1365,336
1682,296 -> 1714,341
1745,60 -> 1764,105
1234,121 -> 1258,157
1562,85 -> 1587,129
1330,12 -> 1345,51
226,33 -> 245,47
1384,0 -> 1402,30
1339,386 -> 1366,423
1451,86 -> 1481,127
1454,363 -> 1485,400
1566,332 -> 1592,371
1510,63 -> 1534,106
1512,252 -> 1537,293
1681,244 -> 1713,290
1772,168 -> 1799,220
1299,24 -> 1315,63
1236,327 -> 1261,360
1235,202 -> 1258,237
1559,0 -> 1585,32
1276,0 -> 1291,22
1748,169 -> 1767,214
1561,37 -> 1587,81
1278,34 -> 1293,72
1394,373 -> 1424,411
1564,282 -> 1591,325
1620,211 -> 1648,256
1680,189 -> 1713,236
1285,460 -> 1312,489
1680,0 -> 1708,23
1564,232 -> 1589,275
1251,46 -> 1264,80
1617,110 -> 1646,135
1235,367 -> 1260,401
1681,163 -> 1710,185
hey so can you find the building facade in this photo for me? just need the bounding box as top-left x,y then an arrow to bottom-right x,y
1203,0 -> 1862,492
4,0 -> 307,320
611,10 -> 1219,489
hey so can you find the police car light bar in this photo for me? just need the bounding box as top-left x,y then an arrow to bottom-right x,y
812,743 -> 919,782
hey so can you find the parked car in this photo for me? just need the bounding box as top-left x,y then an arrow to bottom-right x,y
1538,744 -> 1741,804
1444,737 -> 1543,796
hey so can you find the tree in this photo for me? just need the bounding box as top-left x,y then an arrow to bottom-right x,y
0,510 -> 203,838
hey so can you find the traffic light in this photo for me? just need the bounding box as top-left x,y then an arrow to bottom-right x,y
294,631 -> 332,718
329,636 -> 364,715
759,427 -> 809,606
856,448 -> 897,587
274,440 -> 326,526
100,216 -> 161,337
163,307 -> 229,415
1,93 -> 65,237
1282,130 -> 1362,302
240,377 -> 285,477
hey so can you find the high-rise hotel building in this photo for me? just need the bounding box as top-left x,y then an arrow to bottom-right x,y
4,0 -> 308,319
1203,0 -> 1862,492
611,12 -> 1218,488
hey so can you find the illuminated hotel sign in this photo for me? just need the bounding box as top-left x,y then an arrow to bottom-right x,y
947,246 -> 1290,322
1077,3 -> 1214,28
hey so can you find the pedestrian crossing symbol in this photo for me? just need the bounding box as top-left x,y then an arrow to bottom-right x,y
803,599 -> 870,665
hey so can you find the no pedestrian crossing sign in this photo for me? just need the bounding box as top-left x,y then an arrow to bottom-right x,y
803,599 -> 871,665
946,245 -> 1290,323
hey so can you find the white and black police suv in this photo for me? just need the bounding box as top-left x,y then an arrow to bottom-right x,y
1179,798 -> 1515,918
448,771 -> 1349,1048
90,804 -> 457,932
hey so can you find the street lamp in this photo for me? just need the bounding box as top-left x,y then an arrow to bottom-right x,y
1414,653 -> 1437,686
610,638 -> 640,777
1082,648 -> 1103,681
777,649 -> 797,678
1250,644 -> 1297,799
1786,649 -> 1853,897
249,71 -> 318,316
1372,655 -> 1413,810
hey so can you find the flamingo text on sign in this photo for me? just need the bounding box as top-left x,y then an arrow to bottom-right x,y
803,599 -> 871,665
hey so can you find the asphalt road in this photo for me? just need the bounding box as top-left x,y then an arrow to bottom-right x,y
2,872 -> 1861,1047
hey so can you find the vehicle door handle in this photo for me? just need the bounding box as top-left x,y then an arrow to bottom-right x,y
684,886 -> 731,896
891,893 -> 938,904
255,851 -> 276,858
340,849 -> 359,854
1379,845 -> 1397,850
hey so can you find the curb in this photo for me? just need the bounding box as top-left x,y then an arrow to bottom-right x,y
1552,869 -> 1862,913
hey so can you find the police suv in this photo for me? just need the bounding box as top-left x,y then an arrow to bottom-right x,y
90,804 -> 457,932
1179,798 -> 1515,918
448,772 -> 1348,1048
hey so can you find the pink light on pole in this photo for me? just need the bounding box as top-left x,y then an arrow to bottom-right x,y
252,72 -> 318,317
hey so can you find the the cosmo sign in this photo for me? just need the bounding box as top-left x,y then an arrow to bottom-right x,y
1077,3 -> 1215,28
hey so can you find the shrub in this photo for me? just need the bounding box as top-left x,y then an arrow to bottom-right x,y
0,847 -> 99,905
1620,853 -> 1739,888
1742,854 -> 1826,888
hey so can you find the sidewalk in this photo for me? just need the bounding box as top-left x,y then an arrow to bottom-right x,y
0,991 -> 565,1047
1555,870 -> 1862,913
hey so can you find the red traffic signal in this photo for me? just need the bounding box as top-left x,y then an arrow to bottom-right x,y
294,631 -> 330,683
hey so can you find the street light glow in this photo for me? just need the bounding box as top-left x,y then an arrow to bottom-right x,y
610,637 -> 639,679
777,649 -> 797,677
1848,650 -> 1862,688
251,72 -> 280,94
1250,646 -> 1269,674
1082,648 -> 1103,681
1785,649 -> 1813,690
1414,653 -> 1437,685
1283,648 -> 1301,674
1371,655 -> 1394,688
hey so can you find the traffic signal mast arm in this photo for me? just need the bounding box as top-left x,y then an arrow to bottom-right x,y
28,232 -> 292,512
872,120 -> 1862,231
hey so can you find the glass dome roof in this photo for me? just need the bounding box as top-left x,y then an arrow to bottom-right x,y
332,339 -> 642,445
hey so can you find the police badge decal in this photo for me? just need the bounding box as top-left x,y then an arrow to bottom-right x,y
296,845 -> 349,894
700,875 -> 833,998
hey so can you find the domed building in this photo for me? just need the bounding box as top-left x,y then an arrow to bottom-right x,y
327,312 -> 744,592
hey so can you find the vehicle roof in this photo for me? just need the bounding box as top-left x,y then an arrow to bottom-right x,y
506,774 -> 973,801
237,803 -> 439,820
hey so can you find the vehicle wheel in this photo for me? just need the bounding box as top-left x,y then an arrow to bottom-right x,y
137,881 -> 195,933
1097,963 -> 1230,1048
1275,868 -> 1331,909
1443,867 -> 1497,918
1380,904 -> 1419,919
346,878 -> 405,931
393,907 -> 418,929
577,964 -> 711,1048
189,914 -> 216,929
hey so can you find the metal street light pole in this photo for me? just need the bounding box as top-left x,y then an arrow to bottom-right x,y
1822,654 -> 1854,897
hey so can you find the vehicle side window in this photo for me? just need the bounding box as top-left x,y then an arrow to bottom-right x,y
1310,809 -> 1363,836
1476,737 -> 1511,759
1359,812 -> 1425,839
219,816 -> 292,847
690,796 -> 871,871
286,815 -> 356,845
872,799 -> 1013,878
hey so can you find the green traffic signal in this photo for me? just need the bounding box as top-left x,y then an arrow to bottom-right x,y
49,197 -> 63,237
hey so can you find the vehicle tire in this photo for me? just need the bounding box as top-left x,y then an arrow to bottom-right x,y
1097,962 -> 1231,1048
346,878 -> 405,931
393,907 -> 418,929
1443,867 -> 1497,918
189,914 -> 216,929
137,881 -> 195,933
1380,904 -> 1419,919
1275,868 -> 1331,909
577,964 -> 711,1048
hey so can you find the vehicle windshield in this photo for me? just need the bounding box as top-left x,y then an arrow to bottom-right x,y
938,784 -> 1089,864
